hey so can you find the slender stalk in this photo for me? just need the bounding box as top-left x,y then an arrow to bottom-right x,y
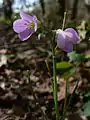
61,11 -> 68,120
62,12 -> 67,30
52,32 -> 60,120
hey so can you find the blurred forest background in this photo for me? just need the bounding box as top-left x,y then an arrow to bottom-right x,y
0,0 -> 90,120
0,0 -> 90,50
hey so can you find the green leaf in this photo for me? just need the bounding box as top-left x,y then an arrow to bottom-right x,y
85,54 -> 90,59
56,61 -> 73,69
62,67 -> 76,78
83,68 -> 90,71
84,92 -> 90,97
83,101 -> 90,116
67,51 -> 85,62
7,54 -> 15,59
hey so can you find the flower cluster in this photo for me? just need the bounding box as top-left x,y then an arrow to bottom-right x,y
13,11 -> 80,52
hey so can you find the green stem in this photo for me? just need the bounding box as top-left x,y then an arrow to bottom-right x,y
52,32 -> 60,120
61,11 -> 68,120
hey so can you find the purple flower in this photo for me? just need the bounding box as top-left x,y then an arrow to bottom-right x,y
13,11 -> 38,41
56,28 -> 80,52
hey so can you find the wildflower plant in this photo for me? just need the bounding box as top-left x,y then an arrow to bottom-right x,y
13,11 -> 81,120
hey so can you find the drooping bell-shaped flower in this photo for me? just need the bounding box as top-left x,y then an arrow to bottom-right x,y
13,11 -> 38,41
56,28 -> 80,52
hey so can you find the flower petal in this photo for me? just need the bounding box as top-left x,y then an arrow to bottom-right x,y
56,30 -> 66,49
13,19 -> 28,33
33,16 -> 38,22
63,41 -> 73,52
20,11 -> 35,22
65,32 -> 73,41
65,28 -> 80,44
18,28 -> 34,41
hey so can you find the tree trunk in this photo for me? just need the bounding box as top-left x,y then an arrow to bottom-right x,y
39,0 -> 45,15
57,0 -> 66,17
3,0 -> 13,19
71,0 -> 79,20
